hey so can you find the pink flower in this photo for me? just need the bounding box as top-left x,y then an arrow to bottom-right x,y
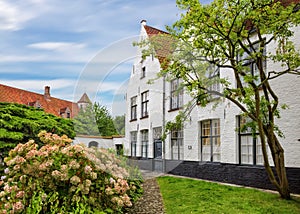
51,170 -> 61,179
13,201 -> 24,212
70,176 -> 81,185
69,160 -> 80,169
16,191 -> 25,198
84,165 -> 92,174
13,164 -> 20,171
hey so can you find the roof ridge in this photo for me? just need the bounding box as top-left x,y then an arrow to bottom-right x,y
0,83 -> 76,104
144,25 -> 169,35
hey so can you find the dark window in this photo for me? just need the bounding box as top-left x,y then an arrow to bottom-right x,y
171,128 -> 183,160
130,131 -> 137,157
200,119 -> 220,162
88,141 -> 99,148
238,116 -> 263,165
237,41 -> 266,87
141,91 -> 149,118
141,130 -> 148,158
141,66 -> 146,78
207,64 -> 220,100
130,96 -> 137,120
170,79 -> 183,110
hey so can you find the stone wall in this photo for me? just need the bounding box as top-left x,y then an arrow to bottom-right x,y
168,161 -> 300,194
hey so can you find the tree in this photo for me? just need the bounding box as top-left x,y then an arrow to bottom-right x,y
73,103 -> 99,135
0,102 -> 75,157
94,103 -> 118,136
155,0 -> 300,199
114,115 -> 125,135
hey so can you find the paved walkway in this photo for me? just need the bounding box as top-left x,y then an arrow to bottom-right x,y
126,170 -> 166,214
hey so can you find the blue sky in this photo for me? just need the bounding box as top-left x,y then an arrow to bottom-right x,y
0,0 -> 212,116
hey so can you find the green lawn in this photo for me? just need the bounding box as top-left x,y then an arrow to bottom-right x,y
157,176 -> 300,214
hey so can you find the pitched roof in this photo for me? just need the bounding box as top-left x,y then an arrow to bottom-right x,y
0,84 -> 79,118
78,92 -> 91,104
143,25 -> 175,66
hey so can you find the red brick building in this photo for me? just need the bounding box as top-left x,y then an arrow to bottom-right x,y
0,84 -> 89,118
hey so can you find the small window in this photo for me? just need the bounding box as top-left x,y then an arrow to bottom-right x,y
130,131 -> 137,157
130,96 -> 137,121
141,66 -> 146,78
141,91 -> 149,118
237,41 -> 266,87
171,128 -> 184,160
200,119 -> 221,162
141,130 -> 148,158
238,116 -> 263,165
170,79 -> 183,110
207,65 -> 220,100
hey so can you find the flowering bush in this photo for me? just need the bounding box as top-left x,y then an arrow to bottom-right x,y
0,131 -> 143,213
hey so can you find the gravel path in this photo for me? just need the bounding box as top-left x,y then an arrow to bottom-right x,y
127,171 -> 165,214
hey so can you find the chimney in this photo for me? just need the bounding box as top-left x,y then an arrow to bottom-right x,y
141,19 -> 147,26
44,86 -> 50,100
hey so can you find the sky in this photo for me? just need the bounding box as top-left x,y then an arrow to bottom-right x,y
0,0 -> 212,116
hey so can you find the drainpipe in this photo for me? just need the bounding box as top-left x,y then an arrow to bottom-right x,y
162,75 -> 166,173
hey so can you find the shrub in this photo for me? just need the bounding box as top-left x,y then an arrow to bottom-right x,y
0,131 -> 142,213
0,102 -> 75,160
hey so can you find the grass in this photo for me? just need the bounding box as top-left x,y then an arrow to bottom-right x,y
157,176 -> 300,214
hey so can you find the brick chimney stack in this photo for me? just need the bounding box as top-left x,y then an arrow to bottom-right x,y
44,86 -> 51,100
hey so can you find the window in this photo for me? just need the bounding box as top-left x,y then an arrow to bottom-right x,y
207,64 -> 220,100
153,127 -> 162,159
141,66 -> 146,78
170,79 -> 183,110
200,119 -> 220,162
171,128 -> 183,160
130,96 -> 137,121
141,130 -> 148,158
238,116 -> 263,165
141,91 -> 149,118
238,41 -> 266,87
130,131 -> 137,157
153,127 -> 162,140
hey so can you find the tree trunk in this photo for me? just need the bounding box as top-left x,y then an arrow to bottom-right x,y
263,128 -> 291,199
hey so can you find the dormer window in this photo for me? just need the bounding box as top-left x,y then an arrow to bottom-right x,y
28,100 -> 42,109
60,107 -> 71,119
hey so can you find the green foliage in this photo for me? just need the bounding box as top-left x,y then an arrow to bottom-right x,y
73,103 -> 99,136
94,103 -> 118,137
158,176 -> 300,214
165,0 -> 300,120
0,102 -> 75,158
0,132 -> 143,213
113,115 -> 125,135
145,0 -> 300,198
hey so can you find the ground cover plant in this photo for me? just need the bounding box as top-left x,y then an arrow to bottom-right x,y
157,176 -> 300,214
0,131 -> 142,213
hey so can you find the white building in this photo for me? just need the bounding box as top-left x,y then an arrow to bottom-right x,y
125,20 -> 300,191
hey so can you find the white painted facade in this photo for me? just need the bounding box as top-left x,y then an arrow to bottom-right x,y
73,135 -> 124,150
125,21 -> 300,168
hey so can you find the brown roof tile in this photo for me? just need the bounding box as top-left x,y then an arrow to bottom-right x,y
143,25 -> 175,66
0,84 -> 79,118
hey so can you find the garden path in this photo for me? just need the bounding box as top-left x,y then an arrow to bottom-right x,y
127,170 -> 165,214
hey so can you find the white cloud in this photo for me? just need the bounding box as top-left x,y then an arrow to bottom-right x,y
27,42 -> 86,51
0,79 -> 75,93
0,0 -> 48,31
